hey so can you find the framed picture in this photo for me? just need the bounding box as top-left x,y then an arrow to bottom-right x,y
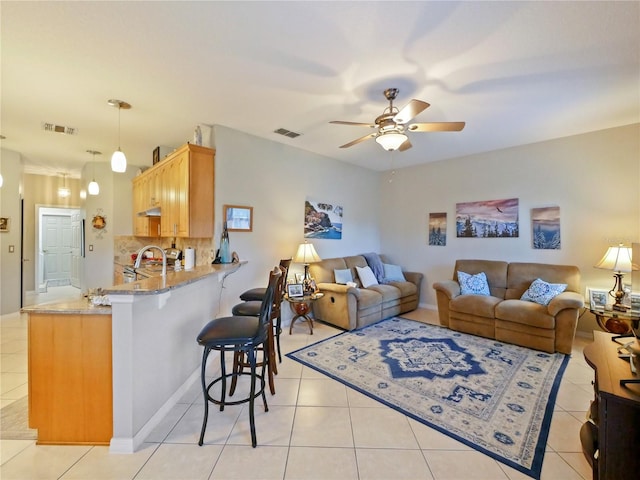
588,288 -> 609,309
630,293 -> 640,313
287,283 -> 304,297
295,273 -> 304,284
224,205 -> 253,232
0,217 -> 10,232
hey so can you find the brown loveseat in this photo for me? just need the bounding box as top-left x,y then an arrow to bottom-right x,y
309,254 -> 423,330
433,259 -> 584,354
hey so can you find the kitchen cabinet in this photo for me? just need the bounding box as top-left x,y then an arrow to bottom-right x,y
132,175 -> 160,237
28,309 -> 113,445
133,143 -> 214,238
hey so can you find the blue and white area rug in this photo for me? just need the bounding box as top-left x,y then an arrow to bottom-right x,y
286,317 -> 569,479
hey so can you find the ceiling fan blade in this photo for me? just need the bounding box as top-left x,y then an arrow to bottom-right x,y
407,122 -> 466,132
398,139 -> 412,151
339,132 -> 377,148
393,100 -> 430,124
330,120 -> 376,128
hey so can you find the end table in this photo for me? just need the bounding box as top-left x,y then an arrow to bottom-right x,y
590,307 -> 639,336
286,292 -> 324,335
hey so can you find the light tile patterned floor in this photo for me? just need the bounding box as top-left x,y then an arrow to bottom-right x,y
1,290 -> 593,479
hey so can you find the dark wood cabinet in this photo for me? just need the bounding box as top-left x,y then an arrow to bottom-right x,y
582,331 -> 640,480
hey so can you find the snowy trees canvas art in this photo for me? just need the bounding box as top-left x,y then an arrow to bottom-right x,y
455,198 -> 519,238
531,206 -> 561,249
428,212 -> 447,246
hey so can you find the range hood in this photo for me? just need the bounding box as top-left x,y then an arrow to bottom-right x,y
137,207 -> 161,217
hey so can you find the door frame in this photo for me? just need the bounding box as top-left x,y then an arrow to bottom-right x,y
35,205 -> 81,292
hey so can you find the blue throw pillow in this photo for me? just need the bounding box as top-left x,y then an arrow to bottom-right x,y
521,278 -> 567,306
334,268 -> 353,284
457,271 -> 491,296
383,263 -> 405,282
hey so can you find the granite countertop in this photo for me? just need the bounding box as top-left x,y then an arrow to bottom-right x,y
104,261 -> 245,295
22,297 -> 112,315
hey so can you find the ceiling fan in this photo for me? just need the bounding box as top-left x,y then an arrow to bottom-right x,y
330,88 -> 465,152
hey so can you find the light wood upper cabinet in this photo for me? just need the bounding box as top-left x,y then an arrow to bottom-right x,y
132,143 -> 214,238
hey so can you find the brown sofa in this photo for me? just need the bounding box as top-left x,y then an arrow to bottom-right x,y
433,259 -> 584,354
309,254 -> 423,330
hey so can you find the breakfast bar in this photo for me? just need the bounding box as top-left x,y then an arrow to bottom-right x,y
24,262 -> 243,453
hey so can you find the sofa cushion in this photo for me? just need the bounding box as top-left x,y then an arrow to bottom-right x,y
356,288 -> 384,309
334,268 -> 353,284
367,283 -> 402,302
344,255 -> 369,288
454,260 -> 508,298
520,278 -> 567,306
383,263 -> 406,282
505,262 -> 580,299
356,265 -> 379,288
495,299 -> 555,329
450,294 -> 502,319
458,271 -> 491,296
362,252 -> 385,282
386,280 -> 417,297
311,257 -> 347,284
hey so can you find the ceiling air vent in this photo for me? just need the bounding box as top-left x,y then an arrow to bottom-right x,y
41,122 -> 78,135
274,128 -> 301,139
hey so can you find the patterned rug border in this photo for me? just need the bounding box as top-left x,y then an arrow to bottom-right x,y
286,318 -> 569,480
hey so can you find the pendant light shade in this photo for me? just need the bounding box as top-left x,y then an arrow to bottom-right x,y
111,149 -> 126,173
108,99 -> 131,173
0,174 -> 3,188
58,173 -> 70,198
87,149 -> 101,195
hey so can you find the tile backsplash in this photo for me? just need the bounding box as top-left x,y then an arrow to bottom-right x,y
114,236 -> 215,266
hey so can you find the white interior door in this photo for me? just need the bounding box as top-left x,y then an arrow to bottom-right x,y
42,214 -> 72,286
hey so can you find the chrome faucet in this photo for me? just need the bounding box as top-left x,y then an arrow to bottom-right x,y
134,245 -> 167,277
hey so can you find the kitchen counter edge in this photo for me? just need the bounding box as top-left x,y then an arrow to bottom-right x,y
104,261 -> 245,295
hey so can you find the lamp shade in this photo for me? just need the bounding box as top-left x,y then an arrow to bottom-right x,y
375,132 -> 408,151
293,242 -> 321,264
594,244 -> 634,273
111,149 -> 127,173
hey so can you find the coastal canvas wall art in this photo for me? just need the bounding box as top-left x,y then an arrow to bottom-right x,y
428,212 -> 447,246
456,198 -> 519,238
532,206 -> 561,249
304,199 -> 343,240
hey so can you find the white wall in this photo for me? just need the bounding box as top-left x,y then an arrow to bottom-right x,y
82,162 -> 137,291
379,124 -> 640,333
0,149 -> 23,314
213,126 -> 381,315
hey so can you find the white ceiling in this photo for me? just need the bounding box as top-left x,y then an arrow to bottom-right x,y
1,1 -> 639,177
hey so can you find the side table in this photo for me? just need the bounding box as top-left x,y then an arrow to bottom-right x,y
286,292 -> 324,335
590,307 -> 639,336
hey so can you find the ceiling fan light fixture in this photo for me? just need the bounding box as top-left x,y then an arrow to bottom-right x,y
376,132 -> 408,151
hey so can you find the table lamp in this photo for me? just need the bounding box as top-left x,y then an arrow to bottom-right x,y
294,241 -> 321,293
594,244 -> 636,311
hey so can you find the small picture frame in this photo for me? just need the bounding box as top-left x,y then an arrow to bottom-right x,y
0,217 -> 10,232
295,273 -> 304,284
287,283 -> 304,297
224,205 -> 253,232
630,294 -> 640,313
589,288 -> 608,309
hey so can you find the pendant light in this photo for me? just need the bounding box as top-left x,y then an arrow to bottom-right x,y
108,99 -> 131,173
58,173 -> 70,198
87,150 -> 101,195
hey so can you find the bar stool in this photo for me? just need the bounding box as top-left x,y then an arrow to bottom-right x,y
239,258 -> 291,301
230,265 -> 286,395
196,267 -> 281,448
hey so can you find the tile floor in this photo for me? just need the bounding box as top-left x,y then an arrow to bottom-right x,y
1,288 -> 594,479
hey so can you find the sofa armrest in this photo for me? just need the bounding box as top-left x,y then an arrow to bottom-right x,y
403,271 -> 423,288
317,282 -> 360,297
433,280 -> 460,300
547,291 -> 585,316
